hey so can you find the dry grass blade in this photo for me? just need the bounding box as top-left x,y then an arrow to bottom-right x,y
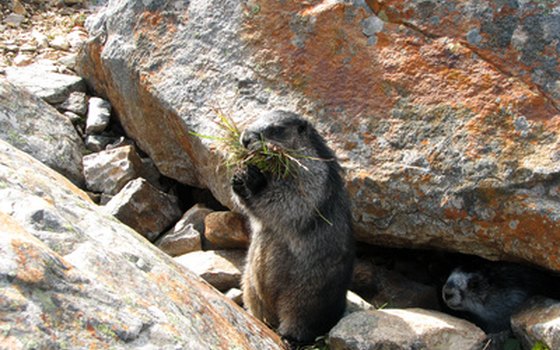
190,110 -> 304,179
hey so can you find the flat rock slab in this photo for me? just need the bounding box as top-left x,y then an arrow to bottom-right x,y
0,77 -> 84,186
5,63 -> 86,104
0,139 -> 284,349
174,250 -> 245,292
512,297 -> 560,350
329,309 -> 486,350
104,177 -> 182,242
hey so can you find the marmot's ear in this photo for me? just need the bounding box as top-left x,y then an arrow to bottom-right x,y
297,121 -> 308,134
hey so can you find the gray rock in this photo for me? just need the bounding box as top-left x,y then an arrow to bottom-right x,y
4,13 -> 25,27
5,64 -> 86,104
329,309 -> 486,350
49,35 -> 70,51
0,78 -> 85,186
64,111 -> 83,125
512,297 -> 560,350
83,145 -> 143,194
85,97 -> 111,134
174,250 -> 245,292
225,288 -> 243,305
84,134 -> 117,152
156,211 -> 204,257
103,178 -> 182,242
58,91 -> 88,116
345,291 -> 374,315
0,139 -> 284,349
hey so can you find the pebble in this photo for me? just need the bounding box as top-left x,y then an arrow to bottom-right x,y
49,35 -> 70,51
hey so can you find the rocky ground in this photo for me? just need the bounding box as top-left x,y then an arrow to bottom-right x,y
1,1 -> 560,350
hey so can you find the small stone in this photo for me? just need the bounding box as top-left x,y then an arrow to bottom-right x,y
57,54 -> 77,70
174,250 -> 245,292
4,44 -> 19,52
156,221 -> 202,257
156,204 -> 212,256
82,145 -> 144,194
329,309 -> 486,350
13,54 -> 33,67
225,288 -> 243,305
59,91 -> 88,116
63,111 -> 83,125
85,97 -> 111,134
345,291 -> 374,315
66,29 -> 87,51
103,178 -> 182,242
19,44 -> 37,53
84,135 -> 117,152
203,211 -> 249,249
32,31 -> 49,49
4,13 -> 25,27
49,35 -> 70,51
11,0 -> 28,16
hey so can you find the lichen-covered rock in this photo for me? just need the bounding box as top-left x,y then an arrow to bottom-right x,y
104,178 -> 182,242
0,139 -> 284,349
0,77 -> 84,186
83,145 -> 144,194
174,250 -> 245,292
203,211 -> 250,249
367,0 -> 560,108
5,63 -> 86,104
77,0 -> 560,271
329,309 -> 486,350
512,296 -> 560,350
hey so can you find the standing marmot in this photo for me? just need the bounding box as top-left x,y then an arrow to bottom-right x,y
231,110 -> 355,344
442,261 -> 558,333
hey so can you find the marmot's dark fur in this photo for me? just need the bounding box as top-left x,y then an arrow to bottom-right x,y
442,261 -> 558,333
231,110 -> 354,344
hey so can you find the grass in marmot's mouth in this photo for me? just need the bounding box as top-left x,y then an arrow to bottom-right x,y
190,109 -> 306,179
190,109 -> 335,226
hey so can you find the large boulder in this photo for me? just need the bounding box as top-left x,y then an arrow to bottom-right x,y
0,139 -> 284,349
0,77 -> 85,186
77,0 -> 560,271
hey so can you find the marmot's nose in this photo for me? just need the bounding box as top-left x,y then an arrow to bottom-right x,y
240,131 -> 260,149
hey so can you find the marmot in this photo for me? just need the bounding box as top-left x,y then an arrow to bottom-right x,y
442,261 -> 557,333
231,110 -> 355,344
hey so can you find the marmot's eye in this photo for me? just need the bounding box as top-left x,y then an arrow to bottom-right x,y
297,123 -> 307,134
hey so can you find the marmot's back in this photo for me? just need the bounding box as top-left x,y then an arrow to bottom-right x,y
231,110 -> 354,344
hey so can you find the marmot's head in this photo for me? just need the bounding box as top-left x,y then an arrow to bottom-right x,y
442,267 -> 490,313
240,110 -> 334,161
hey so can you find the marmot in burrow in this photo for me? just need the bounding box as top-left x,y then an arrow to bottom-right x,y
442,261 -> 558,333
231,110 -> 355,344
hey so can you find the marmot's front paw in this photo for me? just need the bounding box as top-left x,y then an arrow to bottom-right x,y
231,165 -> 267,199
